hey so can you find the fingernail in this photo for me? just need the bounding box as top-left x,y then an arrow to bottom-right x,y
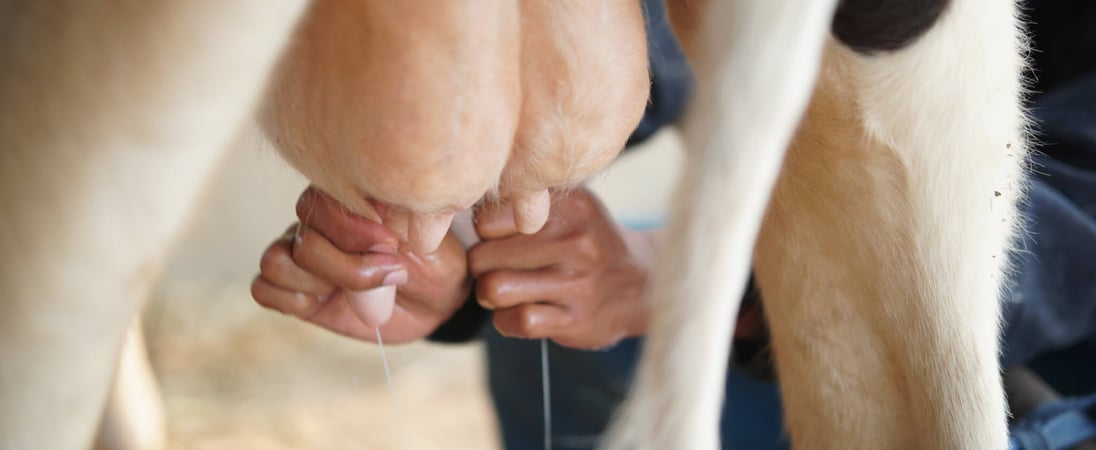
368,244 -> 398,254
382,270 -> 408,286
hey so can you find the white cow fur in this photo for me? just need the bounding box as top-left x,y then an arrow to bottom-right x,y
604,0 -> 1027,448
0,0 -> 1027,449
0,2 -> 310,448
603,1 -> 841,448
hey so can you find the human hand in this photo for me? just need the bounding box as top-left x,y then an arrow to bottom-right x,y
468,188 -> 657,349
251,187 -> 470,344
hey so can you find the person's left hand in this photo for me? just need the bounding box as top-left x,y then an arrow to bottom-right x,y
251,187 -> 471,344
468,187 -> 656,349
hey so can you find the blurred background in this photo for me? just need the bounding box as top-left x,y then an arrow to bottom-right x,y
139,124 -> 682,449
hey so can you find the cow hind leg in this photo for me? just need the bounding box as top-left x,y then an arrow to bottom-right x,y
600,1 -> 838,448
756,1 -> 1027,447
0,2 -> 308,448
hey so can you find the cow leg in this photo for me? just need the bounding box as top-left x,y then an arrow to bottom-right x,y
756,1 -> 1027,447
601,1 -> 838,449
94,318 -> 166,450
0,2 -> 308,448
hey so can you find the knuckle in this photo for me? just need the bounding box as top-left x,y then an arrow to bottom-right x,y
567,233 -> 602,262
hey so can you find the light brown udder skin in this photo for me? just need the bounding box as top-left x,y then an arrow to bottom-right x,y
260,0 -> 649,251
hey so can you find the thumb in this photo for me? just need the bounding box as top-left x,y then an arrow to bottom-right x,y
296,186 -> 400,253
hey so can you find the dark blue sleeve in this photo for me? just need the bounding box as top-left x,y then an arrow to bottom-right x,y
626,0 -> 694,148
1000,72 -> 1096,369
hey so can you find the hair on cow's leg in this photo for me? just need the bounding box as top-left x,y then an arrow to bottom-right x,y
755,0 -> 1026,447
0,2 -> 308,448
600,1 -> 838,449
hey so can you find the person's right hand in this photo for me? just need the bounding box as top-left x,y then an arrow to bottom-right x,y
251,187 -> 471,344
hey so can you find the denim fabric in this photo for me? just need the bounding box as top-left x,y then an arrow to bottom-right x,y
626,0 -> 694,148
1000,74 -> 1096,369
1008,395 -> 1096,450
486,328 -> 790,450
